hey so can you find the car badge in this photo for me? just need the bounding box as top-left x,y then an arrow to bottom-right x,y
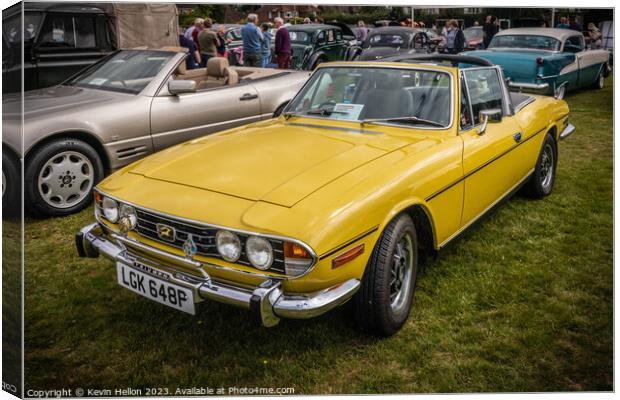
156,223 -> 176,242
183,234 -> 198,259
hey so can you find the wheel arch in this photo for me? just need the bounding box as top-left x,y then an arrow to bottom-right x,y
378,199 -> 438,257
306,51 -> 328,70
24,131 -> 111,174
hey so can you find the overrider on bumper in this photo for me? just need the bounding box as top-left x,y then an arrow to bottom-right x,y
76,222 -> 360,327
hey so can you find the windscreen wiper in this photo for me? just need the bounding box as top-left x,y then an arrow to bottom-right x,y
305,107 -> 350,116
360,116 -> 445,128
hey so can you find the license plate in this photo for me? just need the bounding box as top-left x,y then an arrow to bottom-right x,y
116,262 -> 195,315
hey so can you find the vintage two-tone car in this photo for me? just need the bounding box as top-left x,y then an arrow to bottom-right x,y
464,27 -> 611,99
76,54 -> 575,336
2,48 -> 309,216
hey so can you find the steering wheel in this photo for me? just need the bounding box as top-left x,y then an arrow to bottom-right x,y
318,100 -> 336,109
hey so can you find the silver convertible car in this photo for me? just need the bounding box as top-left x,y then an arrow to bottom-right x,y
2,48 -> 310,216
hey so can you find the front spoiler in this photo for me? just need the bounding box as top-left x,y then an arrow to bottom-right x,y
76,223 -> 360,327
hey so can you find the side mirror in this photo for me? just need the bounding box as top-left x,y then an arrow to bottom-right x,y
168,80 -> 196,95
478,108 -> 502,135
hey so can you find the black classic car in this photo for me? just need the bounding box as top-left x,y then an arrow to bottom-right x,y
357,27 -> 436,61
284,23 -> 361,70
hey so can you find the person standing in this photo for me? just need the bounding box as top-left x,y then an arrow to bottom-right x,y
241,13 -> 264,67
184,18 -> 203,41
587,22 -> 602,48
568,17 -> 582,31
192,19 -> 205,50
274,17 -> 291,69
356,20 -> 368,43
556,17 -> 570,29
216,25 -> 230,57
483,15 -> 498,49
446,20 -> 465,54
197,18 -> 218,67
179,27 -> 200,70
260,23 -> 272,68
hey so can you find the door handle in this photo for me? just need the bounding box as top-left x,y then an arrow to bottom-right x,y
513,132 -> 522,143
239,93 -> 258,101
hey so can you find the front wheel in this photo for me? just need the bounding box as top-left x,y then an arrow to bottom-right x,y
354,213 -> 419,337
555,84 -> 566,100
523,133 -> 557,199
25,138 -> 104,216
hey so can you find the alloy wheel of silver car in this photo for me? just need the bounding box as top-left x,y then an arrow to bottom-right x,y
389,233 -> 414,314
37,151 -> 94,209
540,143 -> 555,192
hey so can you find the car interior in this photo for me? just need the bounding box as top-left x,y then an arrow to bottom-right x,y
172,56 -> 287,90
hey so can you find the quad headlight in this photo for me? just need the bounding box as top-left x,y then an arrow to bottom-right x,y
246,236 -> 273,270
118,204 -> 137,232
101,196 -> 119,223
216,230 -> 241,262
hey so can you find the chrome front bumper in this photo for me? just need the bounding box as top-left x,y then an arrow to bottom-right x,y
559,123 -> 576,140
76,223 -> 360,327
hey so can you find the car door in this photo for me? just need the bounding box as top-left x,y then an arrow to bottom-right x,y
459,67 -> 527,227
149,79 -> 261,151
319,29 -> 341,61
565,34 -> 598,87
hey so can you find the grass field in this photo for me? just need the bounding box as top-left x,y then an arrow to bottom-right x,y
22,77 -> 613,394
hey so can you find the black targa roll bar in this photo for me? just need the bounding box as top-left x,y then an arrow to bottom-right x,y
381,54 -> 494,67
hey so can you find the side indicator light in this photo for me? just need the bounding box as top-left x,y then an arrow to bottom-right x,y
332,243 -> 365,269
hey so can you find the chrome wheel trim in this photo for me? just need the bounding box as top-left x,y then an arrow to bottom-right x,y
389,233 -> 414,314
598,73 -> 605,89
556,85 -> 566,99
540,143 -> 554,191
37,151 -> 94,209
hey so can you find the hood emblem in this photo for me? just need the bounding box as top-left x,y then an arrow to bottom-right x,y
156,223 -> 176,242
183,234 -> 198,259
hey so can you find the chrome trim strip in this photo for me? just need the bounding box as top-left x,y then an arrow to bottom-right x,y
508,81 -> 549,90
559,123 -> 575,140
514,96 -> 536,113
93,189 -> 318,280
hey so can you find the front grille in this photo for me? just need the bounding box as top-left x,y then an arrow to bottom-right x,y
133,208 -> 286,274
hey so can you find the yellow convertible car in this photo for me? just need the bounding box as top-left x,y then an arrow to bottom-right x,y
76,55 -> 574,336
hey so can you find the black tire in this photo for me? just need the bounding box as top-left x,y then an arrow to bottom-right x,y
523,133 -> 557,199
2,149 -> 21,217
25,138 -> 104,217
354,213 -> 419,337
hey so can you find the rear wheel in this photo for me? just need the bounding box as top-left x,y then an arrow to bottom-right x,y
25,138 -> 104,216
354,213 -> 419,337
524,133 -> 557,199
555,84 -> 566,99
